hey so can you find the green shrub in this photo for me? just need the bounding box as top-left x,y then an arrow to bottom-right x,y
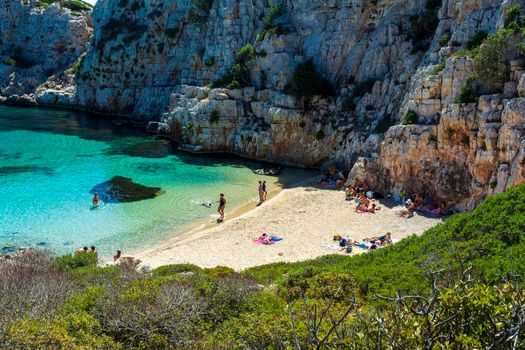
439,33 -> 450,47
209,110 -> 220,124
263,5 -> 281,29
53,253 -> 98,271
315,129 -> 325,140
66,0 -> 92,11
401,110 -> 418,125
466,30 -> 488,50
204,56 -> 214,67
504,4 -> 525,29
287,59 -> 334,99
428,60 -> 446,76
152,264 -> 203,277
3,57 -> 16,66
235,44 -> 255,64
71,56 -> 84,77
454,76 -> 478,104
353,79 -> 375,97
226,80 -> 241,90
473,29 -> 512,89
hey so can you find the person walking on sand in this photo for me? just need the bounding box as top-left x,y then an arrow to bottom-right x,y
262,180 -> 267,201
217,193 -> 226,222
258,181 -> 263,205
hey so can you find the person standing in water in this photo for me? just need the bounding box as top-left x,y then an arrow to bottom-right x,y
262,180 -> 267,201
218,193 -> 226,222
92,192 -> 100,206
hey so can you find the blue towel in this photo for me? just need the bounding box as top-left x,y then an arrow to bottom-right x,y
271,236 -> 283,242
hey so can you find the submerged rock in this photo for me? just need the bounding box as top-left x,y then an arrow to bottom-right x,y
110,140 -> 172,158
252,167 -> 282,176
0,166 -> 54,176
90,176 -> 163,203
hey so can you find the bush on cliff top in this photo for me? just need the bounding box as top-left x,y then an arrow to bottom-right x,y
0,186 -> 524,348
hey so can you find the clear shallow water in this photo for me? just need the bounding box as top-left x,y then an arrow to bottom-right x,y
0,106 -> 280,258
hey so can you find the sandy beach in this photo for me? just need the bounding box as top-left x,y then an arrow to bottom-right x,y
136,180 -> 442,271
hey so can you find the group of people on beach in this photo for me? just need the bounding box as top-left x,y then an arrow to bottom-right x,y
215,180 -> 267,223
333,232 -> 393,253
75,245 -> 122,261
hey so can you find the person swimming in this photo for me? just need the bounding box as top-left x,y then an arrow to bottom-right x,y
92,192 -> 100,206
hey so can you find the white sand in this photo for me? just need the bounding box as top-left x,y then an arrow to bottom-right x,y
136,183 -> 442,271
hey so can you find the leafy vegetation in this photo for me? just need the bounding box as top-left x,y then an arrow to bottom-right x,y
428,59 -> 446,76
286,58 -> 334,99
212,44 -> 256,89
1,186 -> 524,348
401,109 -> 419,125
472,6 -> 525,90
438,33 -> 450,47
466,30 -> 488,50
71,56 -> 84,77
257,5 -> 284,41
454,75 -> 478,104
33,0 -> 92,11
204,56 -> 214,67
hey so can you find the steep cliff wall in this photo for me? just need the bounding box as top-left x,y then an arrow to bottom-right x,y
0,0 -> 92,104
1,0 -> 524,208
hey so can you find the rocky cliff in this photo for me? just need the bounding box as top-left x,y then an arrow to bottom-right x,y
1,0 -> 524,209
0,0 -> 92,104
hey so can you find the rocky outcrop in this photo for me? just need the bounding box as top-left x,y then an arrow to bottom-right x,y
1,0 -> 524,209
0,0 -> 92,103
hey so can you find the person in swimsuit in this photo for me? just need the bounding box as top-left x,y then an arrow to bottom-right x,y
218,193 -> 226,221
262,181 -> 267,201
113,250 -> 121,261
92,192 -> 100,206
258,181 -> 263,205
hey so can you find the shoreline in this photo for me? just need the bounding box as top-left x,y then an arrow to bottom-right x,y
134,182 -> 443,271
121,171 -> 318,263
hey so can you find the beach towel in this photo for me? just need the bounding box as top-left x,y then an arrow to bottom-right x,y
271,236 -> 283,242
252,237 -> 274,245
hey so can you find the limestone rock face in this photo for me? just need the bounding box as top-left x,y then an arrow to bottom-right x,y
366,58 -> 525,209
0,0 -> 92,101
165,85 -> 338,167
0,0 -> 524,209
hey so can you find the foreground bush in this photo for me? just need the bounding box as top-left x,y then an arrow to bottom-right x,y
0,186 -> 524,348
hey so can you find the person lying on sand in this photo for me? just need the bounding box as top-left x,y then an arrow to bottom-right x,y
365,232 -> 392,244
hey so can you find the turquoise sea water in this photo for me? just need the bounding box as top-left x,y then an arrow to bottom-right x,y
0,106 -> 280,258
